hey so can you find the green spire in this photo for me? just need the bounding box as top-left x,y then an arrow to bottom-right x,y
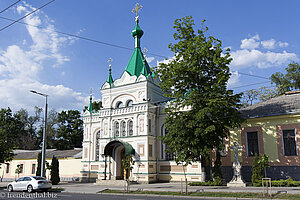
106,58 -> 114,87
88,88 -> 93,113
125,21 -> 152,77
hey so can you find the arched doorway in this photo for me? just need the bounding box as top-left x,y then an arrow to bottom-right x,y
103,140 -> 135,180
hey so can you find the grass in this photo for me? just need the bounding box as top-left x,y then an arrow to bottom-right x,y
100,189 -> 300,199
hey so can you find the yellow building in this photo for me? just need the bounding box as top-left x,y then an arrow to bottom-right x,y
0,149 -> 82,182
222,90 -> 300,182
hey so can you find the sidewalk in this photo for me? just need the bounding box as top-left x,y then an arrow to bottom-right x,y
1,181 -> 300,195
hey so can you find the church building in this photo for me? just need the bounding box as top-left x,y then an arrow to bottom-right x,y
81,6 -> 203,183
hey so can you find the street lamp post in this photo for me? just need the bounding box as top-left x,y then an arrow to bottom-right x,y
30,90 -> 48,178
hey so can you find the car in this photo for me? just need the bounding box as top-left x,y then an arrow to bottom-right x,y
7,176 -> 52,193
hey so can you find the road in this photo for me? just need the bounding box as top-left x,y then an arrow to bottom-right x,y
0,191 -> 250,200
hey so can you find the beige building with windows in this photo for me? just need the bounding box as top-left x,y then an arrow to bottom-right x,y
0,149 -> 82,182
221,90 -> 300,182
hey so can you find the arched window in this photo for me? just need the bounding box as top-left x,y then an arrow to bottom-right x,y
164,128 -> 175,160
128,120 -> 133,136
95,131 -> 101,161
121,121 -> 126,136
116,101 -> 124,108
126,100 -> 133,107
115,122 -> 120,137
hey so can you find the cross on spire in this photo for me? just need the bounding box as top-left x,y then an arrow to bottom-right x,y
107,57 -> 113,69
143,47 -> 148,58
132,3 -> 142,22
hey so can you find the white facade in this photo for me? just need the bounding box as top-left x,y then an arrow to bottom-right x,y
81,19 -> 203,183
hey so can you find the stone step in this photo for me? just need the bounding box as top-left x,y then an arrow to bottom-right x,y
95,179 -> 127,186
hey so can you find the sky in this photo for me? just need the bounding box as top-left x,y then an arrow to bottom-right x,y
0,0 -> 299,114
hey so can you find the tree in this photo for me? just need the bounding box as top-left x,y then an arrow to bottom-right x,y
121,155 -> 135,192
241,87 -> 278,107
83,101 -> 102,112
155,16 -> 244,181
271,62 -> 300,95
0,108 -> 23,163
36,152 -> 42,176
50,156 -> 60,185
37,109 -> 58,149
55,110 -> 83,150
14,107 -> 42,150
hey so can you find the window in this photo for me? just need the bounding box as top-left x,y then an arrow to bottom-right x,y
149,144 -> 153,157
24,177 -> 31,181
247,131 -> 259,156
148,119 -> 151,133
95,131 -> 101,161
283,129 -> 297,156
6,163 -> 9,174
128,120 -> 133,136
115,122 -> 120,137
121,121 -> 126,136
126,100 -> 133,107
116,101 -> 124,108
31,164 -> 36,174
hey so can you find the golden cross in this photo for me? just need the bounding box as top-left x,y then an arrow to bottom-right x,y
107,57 -> 113,69
90,88 -> 93,96
143,48 -> 148,58
132,3 -> 142,21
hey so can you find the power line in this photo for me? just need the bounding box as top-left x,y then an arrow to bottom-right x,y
0,15 -> 167,59
0,0 -> 21,14
231,81 -> 271,89
0,0 -> 55,32
0,7 -> 278,79
237,71 -> 269,80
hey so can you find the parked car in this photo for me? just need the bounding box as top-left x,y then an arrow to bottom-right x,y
7,176 -> 52,193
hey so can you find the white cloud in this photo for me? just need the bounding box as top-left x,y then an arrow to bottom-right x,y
228,71 -> 241,88
230,49 -> 298,70
146,56 -> 155,64
240,34 -> 260,49
261,39 -> 276,49
278,41 -> 289,48
0,3 -> 86,113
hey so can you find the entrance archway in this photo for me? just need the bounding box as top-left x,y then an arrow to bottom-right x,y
103,140 -> 135,180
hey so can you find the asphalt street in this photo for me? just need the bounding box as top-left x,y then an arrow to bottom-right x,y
0,191 -> 251,200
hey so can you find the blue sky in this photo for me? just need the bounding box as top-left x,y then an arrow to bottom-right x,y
0,0 -> 299,113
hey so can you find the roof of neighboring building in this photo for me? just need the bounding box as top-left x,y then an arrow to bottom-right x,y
12,148 -> 82,160
240,90 -> 300,118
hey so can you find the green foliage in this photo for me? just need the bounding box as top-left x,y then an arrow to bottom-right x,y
83,101 -> 102,112
55,110 -> 83,150
0,108 -> 23,163
50,156 -> 60,185
242,87 -> 279,106
14,107 -> 42,150
188,180 -> 224,186
251,154 -> 270,186
36,152 -> 42,176
271,62 -> 300,95
15,164 -> 22,177
121,155 -> 135,172
155,16 -> 244,170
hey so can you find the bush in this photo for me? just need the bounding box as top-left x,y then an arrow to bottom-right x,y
50,156 -> 60,185
251,154 -> 270,186
251,154 -> 263,186
261,178 -> 300,187
189,180 -> 224,186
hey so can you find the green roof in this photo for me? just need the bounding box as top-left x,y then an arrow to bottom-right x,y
106,67 -> 114,87
125,22 -> 152,77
